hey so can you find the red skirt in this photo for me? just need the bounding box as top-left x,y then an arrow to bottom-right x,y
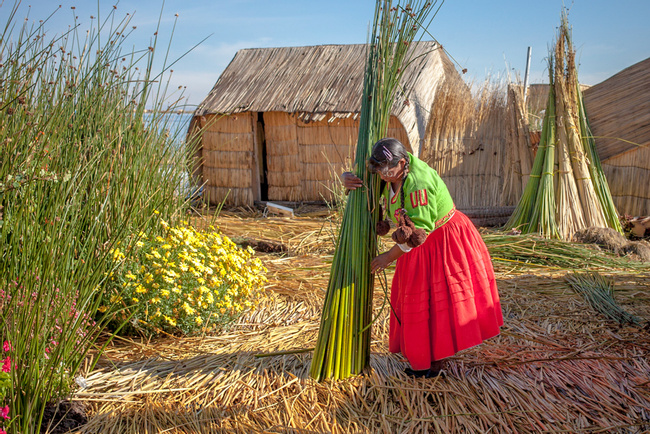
389,211 -> 503,370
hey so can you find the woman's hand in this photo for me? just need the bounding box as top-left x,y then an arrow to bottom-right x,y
341,172 -> 363,190
371,245 -> 405,274
371,252 -> 393,274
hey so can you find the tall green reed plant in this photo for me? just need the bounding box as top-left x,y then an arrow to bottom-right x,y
0,3 -> 196,432
310,0 -> 441,381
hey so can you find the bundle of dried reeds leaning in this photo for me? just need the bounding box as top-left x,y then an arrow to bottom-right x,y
506,11 -> 622,240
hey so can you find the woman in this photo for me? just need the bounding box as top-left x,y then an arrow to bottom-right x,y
342,137 -> 503,378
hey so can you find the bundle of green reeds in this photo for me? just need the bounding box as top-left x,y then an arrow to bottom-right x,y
483,232 -> 647,272
505,11 -> 622,240
566,273 -> 642,326
309,0 -> 440,381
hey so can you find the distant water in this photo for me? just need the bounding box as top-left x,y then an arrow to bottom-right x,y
144,112 -> 193,149
144,111 -> 198,198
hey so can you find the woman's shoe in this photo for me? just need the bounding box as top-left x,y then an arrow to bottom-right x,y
404,360 -> 447,378
404,367 -> 444,378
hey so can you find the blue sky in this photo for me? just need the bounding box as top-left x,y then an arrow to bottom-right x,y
7,1 -> 650,108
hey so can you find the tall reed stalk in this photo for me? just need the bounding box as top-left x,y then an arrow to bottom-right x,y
0,3 -> 194,432
310,0 -> 440,381
505,10 -> 621,239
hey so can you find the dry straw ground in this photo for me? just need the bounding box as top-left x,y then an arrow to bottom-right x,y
70,211 -> 650,433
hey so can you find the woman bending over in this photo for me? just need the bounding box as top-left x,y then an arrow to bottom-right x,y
342,137 -> 503,378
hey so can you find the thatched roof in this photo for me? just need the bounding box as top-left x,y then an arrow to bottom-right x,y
195,42 -> 461,153
583,57 -> 650,161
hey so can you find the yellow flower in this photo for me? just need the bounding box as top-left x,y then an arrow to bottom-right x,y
110,248 -> 124,260
135,285 -> 146,293
182,302 -> 195,315
98,306 -> 108,313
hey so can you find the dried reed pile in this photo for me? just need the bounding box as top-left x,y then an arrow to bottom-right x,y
506,12 -> 622,239
71,218 -> 650,432
421,76 -> 532,209
501,85 -> 535,206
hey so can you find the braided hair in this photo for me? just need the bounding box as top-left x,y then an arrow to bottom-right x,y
367,137 -> 410,208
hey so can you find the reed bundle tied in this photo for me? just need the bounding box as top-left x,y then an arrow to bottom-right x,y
309,0 -> 441,381
505,12 -> 622,240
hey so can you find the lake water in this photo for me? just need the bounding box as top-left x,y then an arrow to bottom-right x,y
144,112 -> 193,148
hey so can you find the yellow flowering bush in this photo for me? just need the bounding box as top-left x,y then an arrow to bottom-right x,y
103,221 -> 267,335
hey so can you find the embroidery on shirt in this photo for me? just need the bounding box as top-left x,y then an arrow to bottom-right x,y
390,185 -> 400,205
410,189 -> 428,208
434,205 -> 456,230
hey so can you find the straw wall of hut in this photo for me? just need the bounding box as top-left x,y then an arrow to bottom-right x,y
264,112 -> 408,202
193,113 -> 259,206
191,42 -> 459,207
193,110 -> 411,205
599,146 -> 650,216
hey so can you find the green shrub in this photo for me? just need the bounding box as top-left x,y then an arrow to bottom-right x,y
103,220 -> 268,336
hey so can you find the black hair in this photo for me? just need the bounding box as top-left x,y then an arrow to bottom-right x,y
367,137 -> 409,175
368,137 -> 410,209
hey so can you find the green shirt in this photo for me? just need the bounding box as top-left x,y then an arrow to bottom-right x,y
383,153 -> 455,232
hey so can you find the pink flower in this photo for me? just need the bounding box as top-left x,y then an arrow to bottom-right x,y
0,428 -> 6,434
2,341 -> 10,352
1,357 -> 10,373
0,405 -> 8,419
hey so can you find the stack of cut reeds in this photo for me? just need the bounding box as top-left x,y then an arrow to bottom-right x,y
309,0 -> 440,381
505,11 -> 622,240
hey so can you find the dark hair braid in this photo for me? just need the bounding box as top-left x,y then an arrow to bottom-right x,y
399,160 -> 409,211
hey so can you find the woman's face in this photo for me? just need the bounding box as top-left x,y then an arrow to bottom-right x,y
379,158 -> 407,183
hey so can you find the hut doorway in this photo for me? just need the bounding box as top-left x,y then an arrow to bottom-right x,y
256,112 -> 269,201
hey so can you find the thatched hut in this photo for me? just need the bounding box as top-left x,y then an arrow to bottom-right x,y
583,57 -> 650,217
189,42 -> 463,207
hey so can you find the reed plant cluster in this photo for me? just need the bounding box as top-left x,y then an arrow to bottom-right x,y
0,3 -> 194,432
505,11 -> 622,239
310,0 -> 441,381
